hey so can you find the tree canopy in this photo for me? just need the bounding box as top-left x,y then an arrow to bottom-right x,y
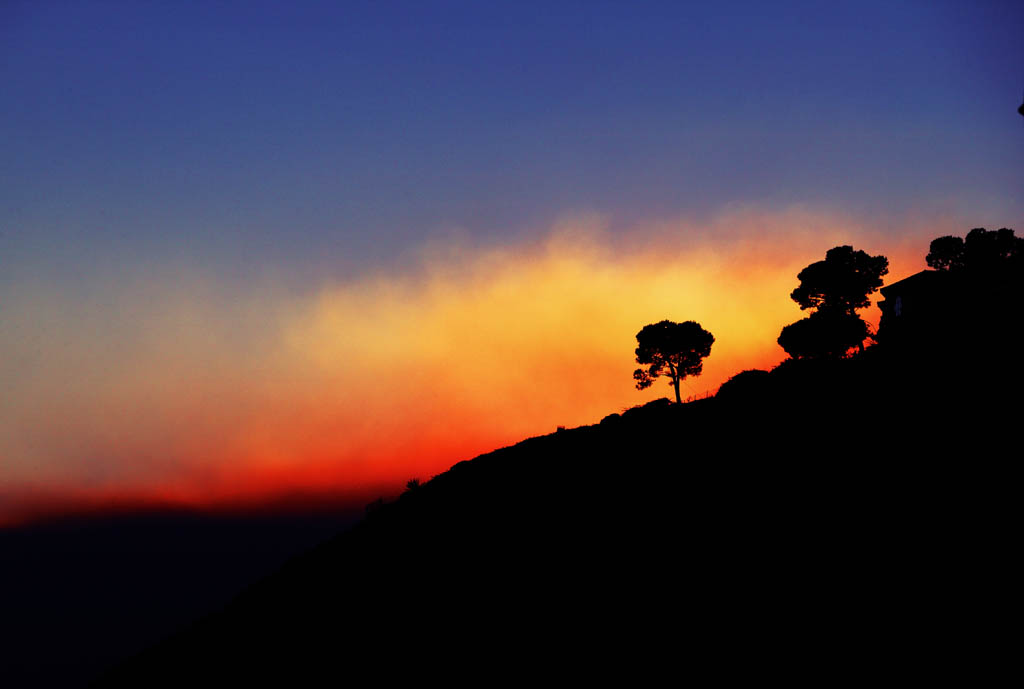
777,311 -> 869,360
780,245 -> 888,359
926,227 -> 1023,274
790,245 -> 889,315
633,320 -> 714,404
925,235 -> 966,272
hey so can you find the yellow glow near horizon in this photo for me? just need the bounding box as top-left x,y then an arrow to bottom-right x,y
0,207 -> 942,524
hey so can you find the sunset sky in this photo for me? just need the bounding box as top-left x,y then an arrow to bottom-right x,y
2,1 -> 1022,524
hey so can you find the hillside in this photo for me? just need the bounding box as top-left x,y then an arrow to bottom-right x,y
93,332 -> 1019,685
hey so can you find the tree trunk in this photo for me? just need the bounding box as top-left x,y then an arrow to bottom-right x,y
673,377 -> 682,404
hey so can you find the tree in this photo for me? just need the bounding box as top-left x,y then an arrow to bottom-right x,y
962,227 -> 1023,273
781,245 -> 888,357
790,245 -> 889,315
777,311 -> 868,360
633,320 -> 714,404
927,228 -> 1022,274
925,235 -> 965,272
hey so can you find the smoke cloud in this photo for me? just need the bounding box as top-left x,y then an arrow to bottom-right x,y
0,205 -> 946,524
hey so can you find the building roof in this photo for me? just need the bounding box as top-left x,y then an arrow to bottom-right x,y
879,270 -> 951,297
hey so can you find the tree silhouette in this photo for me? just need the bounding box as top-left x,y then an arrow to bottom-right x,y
633,320 -> 714,404
963,227 -> 1023,273
790,245 -> 889,314
926,235 -> 966,272
927,228 -> 1022,274
781,245 -> 888,358
778,311 -> 868,360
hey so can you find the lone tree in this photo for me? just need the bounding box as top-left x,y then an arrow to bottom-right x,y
634,320 -> 714,404
779,245 -> 888,358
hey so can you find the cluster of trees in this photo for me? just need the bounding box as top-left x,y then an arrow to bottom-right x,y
630,245 -> 888,401
631,227 -> 1019,401
629,247 -> 889,401
926,227 -> 1023,274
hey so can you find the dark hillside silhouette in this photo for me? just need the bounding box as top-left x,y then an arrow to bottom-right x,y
714,368 -> 771,402
95,377 -> 1018,684
93,233 -> 1020,686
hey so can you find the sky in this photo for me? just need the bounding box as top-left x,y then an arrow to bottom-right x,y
2,1 -> 1022,524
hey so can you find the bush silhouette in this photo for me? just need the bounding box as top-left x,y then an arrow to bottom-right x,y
633,320 -> 714,404
715,369 -> 771,402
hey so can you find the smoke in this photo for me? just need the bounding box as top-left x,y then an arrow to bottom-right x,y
0,205 -> 948,523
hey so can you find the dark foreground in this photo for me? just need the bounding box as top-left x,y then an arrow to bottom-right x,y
1,509 -> 362,688
91,336 -> 1019,685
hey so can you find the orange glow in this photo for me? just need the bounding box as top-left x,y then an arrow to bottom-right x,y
0,207 -> 949,526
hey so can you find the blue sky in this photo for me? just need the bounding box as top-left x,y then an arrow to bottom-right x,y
1,0 -> 1023,524
2,0 -> 1022,284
